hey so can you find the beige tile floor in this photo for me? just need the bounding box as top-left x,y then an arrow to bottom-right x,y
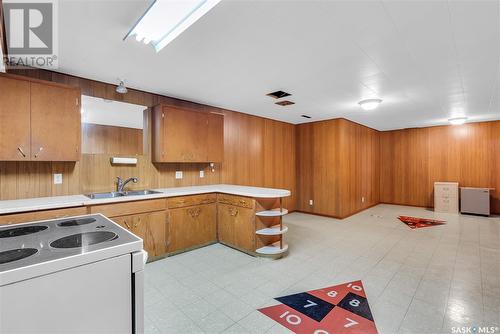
144,204 -> 500,334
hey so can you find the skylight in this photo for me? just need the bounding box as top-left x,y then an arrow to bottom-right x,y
124,0 -> 221,52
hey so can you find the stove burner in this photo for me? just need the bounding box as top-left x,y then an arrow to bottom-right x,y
57,218 -> 97,227
50,231 -> 118,249
0,248 -> 38,264
0,225 -> 48,238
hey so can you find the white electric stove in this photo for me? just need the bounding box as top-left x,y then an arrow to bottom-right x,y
0,213 -> 145,334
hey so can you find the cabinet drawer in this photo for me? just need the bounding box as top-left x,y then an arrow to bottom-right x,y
434,183 -> 458,198
0,206 -> 88,225
217,193 -> 254,209
90,199 -> 167,218
434,197 -> 458,213
167,193 -> 216,209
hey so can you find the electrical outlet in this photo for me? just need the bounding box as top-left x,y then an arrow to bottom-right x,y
362,196 -> 365,203
199,170 -> 205,178
309,199 -> 313,206
53,173 -> 63,185
175,171 -> 183,179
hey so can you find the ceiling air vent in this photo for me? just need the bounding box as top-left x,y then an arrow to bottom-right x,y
267,90 -> 291,99
275,100 -> 295,106
301,115 -> 311,119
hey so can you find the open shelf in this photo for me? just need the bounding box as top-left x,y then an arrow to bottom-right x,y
256,225 -> 288,236
256,208 -> 289,217
256,241 -> 289,255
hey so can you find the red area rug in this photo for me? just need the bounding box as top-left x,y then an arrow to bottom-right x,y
398,215 -> 446,229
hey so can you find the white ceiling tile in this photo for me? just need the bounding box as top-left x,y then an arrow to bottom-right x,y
47,0 -> 500,129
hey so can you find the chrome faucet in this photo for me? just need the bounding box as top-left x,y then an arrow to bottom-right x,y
116,177 -> 138,193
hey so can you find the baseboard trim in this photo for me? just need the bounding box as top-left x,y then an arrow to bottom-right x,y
293,202 -> 379,220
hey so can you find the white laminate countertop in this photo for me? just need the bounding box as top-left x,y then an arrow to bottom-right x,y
0,184 -> 291,215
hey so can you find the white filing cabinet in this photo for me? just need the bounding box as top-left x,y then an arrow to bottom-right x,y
434,182 -> 459,213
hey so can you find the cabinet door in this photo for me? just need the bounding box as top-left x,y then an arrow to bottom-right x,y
207,112 -> 224,162
169,203 -> 216,253
217,203 -> 236,245
163,106 -> 208,162
30,82 -> 81,161
113,211 -> 167,258
0,76 -> 31,160
217,203 -> 255,251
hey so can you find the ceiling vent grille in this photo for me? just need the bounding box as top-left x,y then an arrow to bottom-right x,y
267,90 -> 291,99
275,100 -> 295,106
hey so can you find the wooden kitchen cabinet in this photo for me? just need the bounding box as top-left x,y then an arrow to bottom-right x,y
152,104 -> 223,163
30,82 -> 81,161
207,112 -> 224,162
0,74 -> 81,161
0,75 -> 31,160
168,203 -> 217,253
217,203 -> 255,252
113,211 -> 168,258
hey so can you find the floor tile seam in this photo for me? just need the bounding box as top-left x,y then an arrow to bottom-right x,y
396,230 -> 448,333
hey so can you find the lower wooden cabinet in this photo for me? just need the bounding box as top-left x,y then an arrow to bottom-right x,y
217,203 -> 255,252
113,211 -> 167,258
168,203 -> 217,253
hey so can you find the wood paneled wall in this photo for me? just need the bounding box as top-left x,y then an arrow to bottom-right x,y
222,112 -> 296,211
3,69 -> 498,216
1,69 -> 297,211
82,123 -> 143,155
338,119 -> 380,218
380,121 -> 500,213
296,118 -> 379,218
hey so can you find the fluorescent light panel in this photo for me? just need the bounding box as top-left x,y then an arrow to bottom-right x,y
125,0 -> 221,52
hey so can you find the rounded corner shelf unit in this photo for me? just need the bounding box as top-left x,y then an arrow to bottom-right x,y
256,225 -> 288,236
256,241 -> 289,255
256,208 -> 288,217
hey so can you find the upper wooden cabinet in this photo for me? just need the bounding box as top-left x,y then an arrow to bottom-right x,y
0,74 -> 81,161
152,104 -> 223,163
0,76 -> 31,161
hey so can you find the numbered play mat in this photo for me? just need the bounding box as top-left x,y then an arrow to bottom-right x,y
258,280 -> 378,334
397,215 -> 446,229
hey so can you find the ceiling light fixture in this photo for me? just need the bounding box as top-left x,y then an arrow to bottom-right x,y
116,80 -> 128,94
358,98 -> 382,111
448,116 -> 467,125
124,0 -> 221,53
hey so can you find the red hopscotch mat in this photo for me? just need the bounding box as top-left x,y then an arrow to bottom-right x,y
398,215 -> 446,229
258,280 -> 378,334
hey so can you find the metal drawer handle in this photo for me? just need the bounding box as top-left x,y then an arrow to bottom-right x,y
34,147 -> 43,158
17,147 -> 26,157
124,221 -> 131,229
239,199 -> 247,205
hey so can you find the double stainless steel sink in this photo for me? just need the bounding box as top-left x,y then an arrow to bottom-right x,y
85,190 -> 161,199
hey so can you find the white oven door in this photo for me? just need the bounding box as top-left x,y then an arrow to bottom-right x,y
0,254 -> 132,334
